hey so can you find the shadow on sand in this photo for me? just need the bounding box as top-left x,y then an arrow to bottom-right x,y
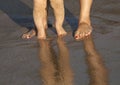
0,0 -> 33,30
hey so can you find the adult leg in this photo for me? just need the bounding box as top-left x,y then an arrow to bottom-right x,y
74,0 -> 93,40
50,0 -> 67,37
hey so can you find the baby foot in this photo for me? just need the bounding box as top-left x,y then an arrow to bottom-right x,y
56,27 -> 67,37
74,23 -> 92,40
37,28 -> 47,40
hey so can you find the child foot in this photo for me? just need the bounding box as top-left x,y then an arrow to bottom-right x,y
74,23 -> 92,40
22,29 -> 36,39
37,28 -> 46,39
56,27 -> 67,37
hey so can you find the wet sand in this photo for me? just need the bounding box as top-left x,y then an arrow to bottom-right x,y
0,0 -> 120,85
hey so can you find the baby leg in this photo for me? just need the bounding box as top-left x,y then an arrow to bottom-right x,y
33,0 -> 47,39
50,0 -> 67,37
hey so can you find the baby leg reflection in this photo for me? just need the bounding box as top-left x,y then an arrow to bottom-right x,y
57,38 -> 73,85
38,38 -> 73,85
39,40 -> 57,85
83,35 -> 108,85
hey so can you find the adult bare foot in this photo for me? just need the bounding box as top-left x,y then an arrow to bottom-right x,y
74,23 -> 92,40
22,29 -> 36,39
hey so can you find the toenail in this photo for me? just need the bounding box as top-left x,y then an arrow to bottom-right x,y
75,36 -> 78,38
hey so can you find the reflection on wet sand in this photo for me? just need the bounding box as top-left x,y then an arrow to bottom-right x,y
38,38 -> 73,85
83,35 -> 109,85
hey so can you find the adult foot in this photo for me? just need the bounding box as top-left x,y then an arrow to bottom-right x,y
22,29 -> 36,39
74,23 -> 92,40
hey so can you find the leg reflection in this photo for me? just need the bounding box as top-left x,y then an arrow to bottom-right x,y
39,40 -> 57,85
57,38 -> 73,85
38,38 -> 73,85
83,35 -> 109,85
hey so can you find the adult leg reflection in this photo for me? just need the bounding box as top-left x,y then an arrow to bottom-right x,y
83,35 -> 109,85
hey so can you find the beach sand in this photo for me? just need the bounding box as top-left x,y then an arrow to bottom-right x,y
0,0 -> 120,85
